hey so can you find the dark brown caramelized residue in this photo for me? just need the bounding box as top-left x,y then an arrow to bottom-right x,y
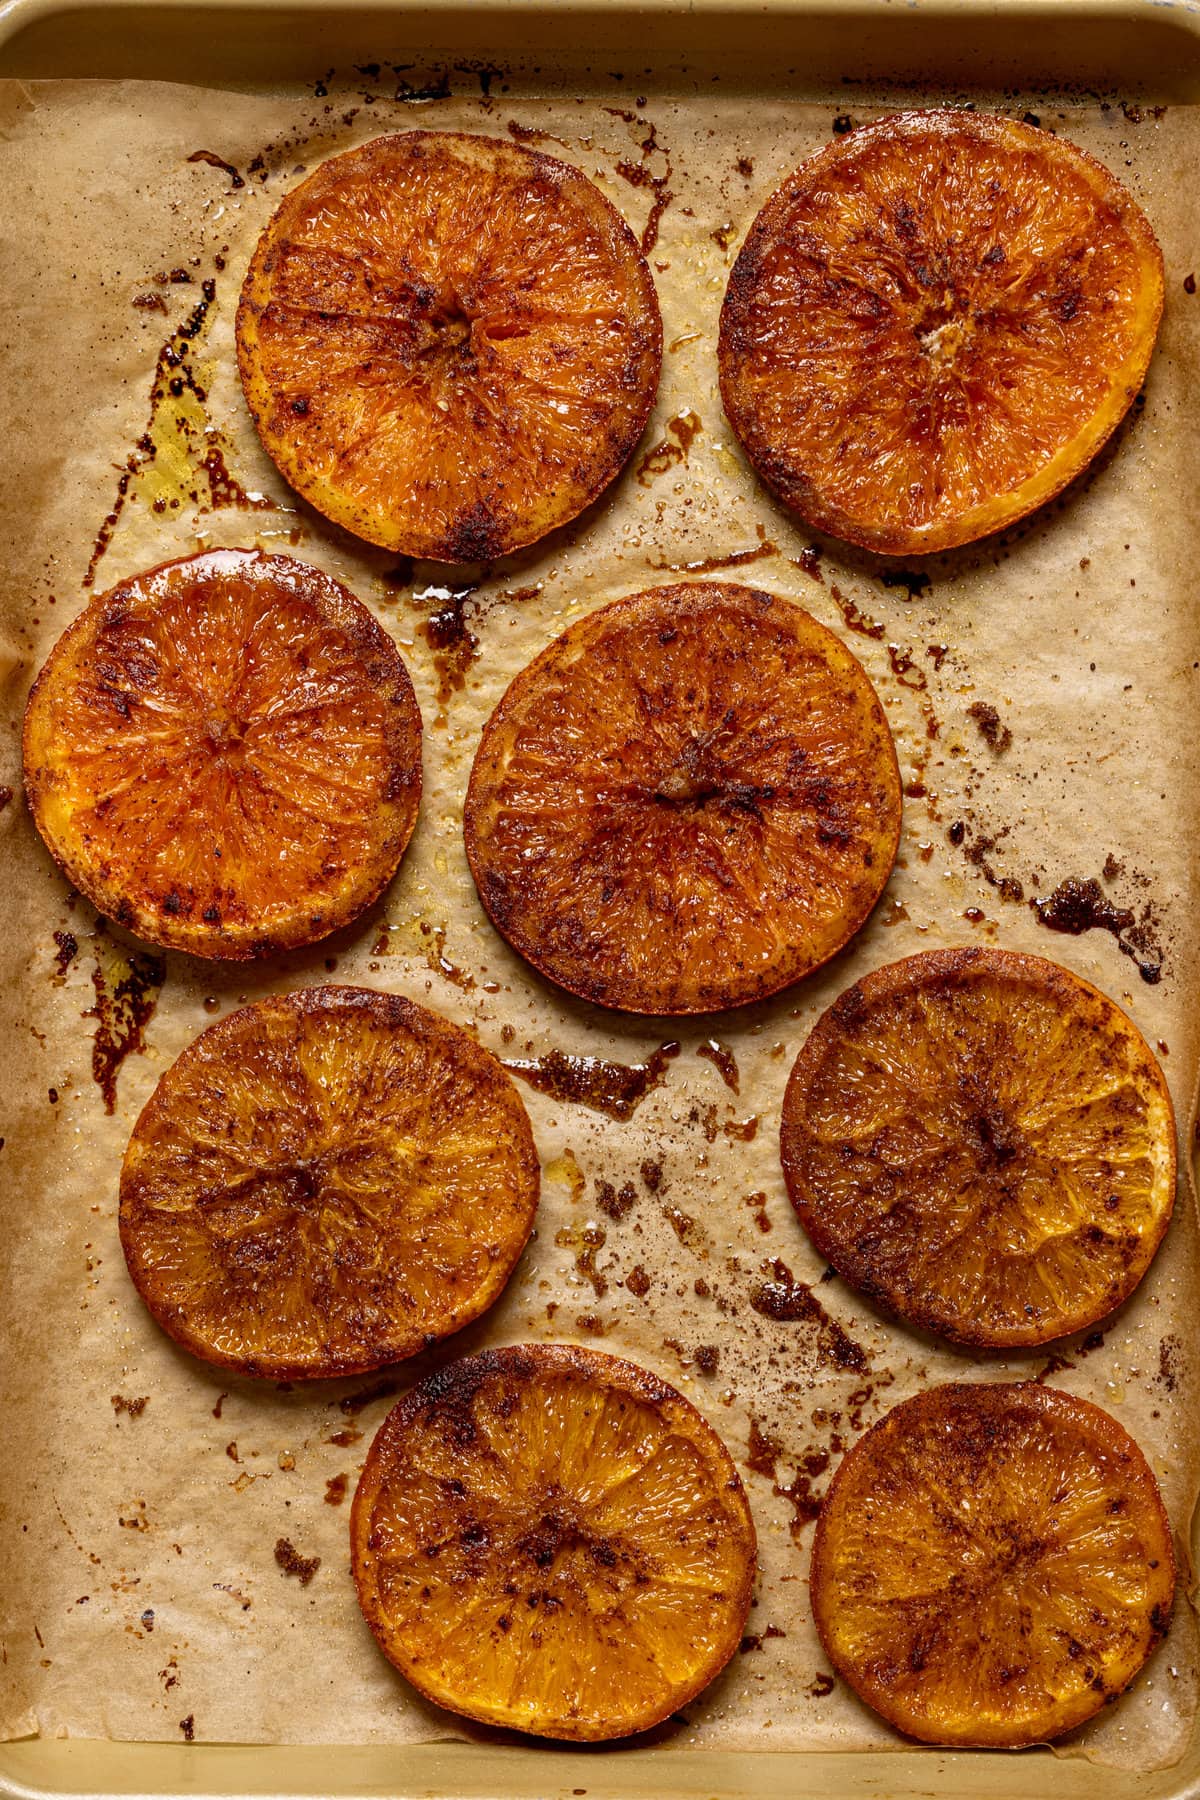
750,1259 -> 869,1373
187,148 -> 245,188
647,538 -> 776,576
52,930 -> 79,980
695,1037 -> 739,1092
1033,876 -> 1164,983
635,410 -> 701,485
87,943 -> 166,1114
830,585 -> 885,641
323,1473 -> 349,1506
502,1042 -> 680,1120
274,1537 -> 320,1585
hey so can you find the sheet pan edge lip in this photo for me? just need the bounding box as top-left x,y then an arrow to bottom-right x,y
2,0 -> 1200,48
1,0 -> 1199,1792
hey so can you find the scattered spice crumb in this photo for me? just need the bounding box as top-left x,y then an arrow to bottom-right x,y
274,1537 -> 320,1586
110,1394 -> 148,1418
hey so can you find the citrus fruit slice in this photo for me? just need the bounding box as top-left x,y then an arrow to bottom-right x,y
351,1343 -> 756,1739
811,1381 -> 1175,1746
719,110 -> 1164,554
237,130 -> 662,559
119,986 -> 539,1379
463,581 -> 902,1013
780,947 -> 1175,1348
23,549 -> 422,961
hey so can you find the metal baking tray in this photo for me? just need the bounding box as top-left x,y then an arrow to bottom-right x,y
2,1 -> 1199,1795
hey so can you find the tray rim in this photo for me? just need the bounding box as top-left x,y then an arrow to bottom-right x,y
2,0 -> 1200,1793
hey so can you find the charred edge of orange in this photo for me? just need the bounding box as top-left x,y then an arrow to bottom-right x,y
718,111 -> 1164,556
351,1342 -> 758,1739
118,987 -> 539,1381
780,947 -> 1176,1348
236,132 -> 664,562
23,553 -> 424,961
462,583 -> 903,1015
809,1381 -> 1176,1747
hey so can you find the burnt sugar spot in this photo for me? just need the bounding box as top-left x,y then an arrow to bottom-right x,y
87,937 -> 166,1114
879,568 -> 931,600
503,1042 -> 680,1121
1033,876 -> 1164,984
750,1259 -> 869,1373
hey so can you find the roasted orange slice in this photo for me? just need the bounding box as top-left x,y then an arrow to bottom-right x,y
23,549 -> 421,960
781,947 -> 1175,1348
237,131 -> 662,559
464,582 -> 901,1013
719,110 -> 1164,554
351,1343 -> 755,1739
119,987 -> 538,1379
811,1381 -> 1175,1746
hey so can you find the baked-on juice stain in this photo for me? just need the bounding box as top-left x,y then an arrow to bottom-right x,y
502,1042 -> 680,1121
611,113 -> 674,253
85,272 -> 274,589
750,1258 -> 869,1373
1032,875 -> 1164,984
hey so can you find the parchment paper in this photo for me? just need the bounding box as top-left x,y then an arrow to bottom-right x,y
1,69 -> 1199,1771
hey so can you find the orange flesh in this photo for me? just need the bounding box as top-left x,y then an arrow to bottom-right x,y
811,1381 -> 1175,1746
238,131 -> 662,558
781,948 -> 1175,1347
22,550 -> 422,959
464,582 -> 901,1013
351,1344 -> 756,1739
119,987 -> 539,1378
720,111 -> 1163,552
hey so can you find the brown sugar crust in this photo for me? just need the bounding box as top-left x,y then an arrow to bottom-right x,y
350,1342 -> 756,1739
781,947 -> 1175,1347
237,131 -> 663,559
463,581 -> 902,1014
119,986 -> 539,1379
23,549 -> 422,960
719,110 -> 1164,554
810,1381 -> 1175,1746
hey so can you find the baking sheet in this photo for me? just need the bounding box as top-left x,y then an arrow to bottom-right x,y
1,69 -> 1199,1772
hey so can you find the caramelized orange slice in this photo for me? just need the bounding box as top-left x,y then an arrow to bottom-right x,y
781,947 -> 1175,1348
811,1381 -> 1175,1746
119,987 -> 538,1379
464,582 -> 901,1013
351,1343 -> 755,1739
720,111 -> 1164,553
23,549 -> 421,960
237,131 -> 662,559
